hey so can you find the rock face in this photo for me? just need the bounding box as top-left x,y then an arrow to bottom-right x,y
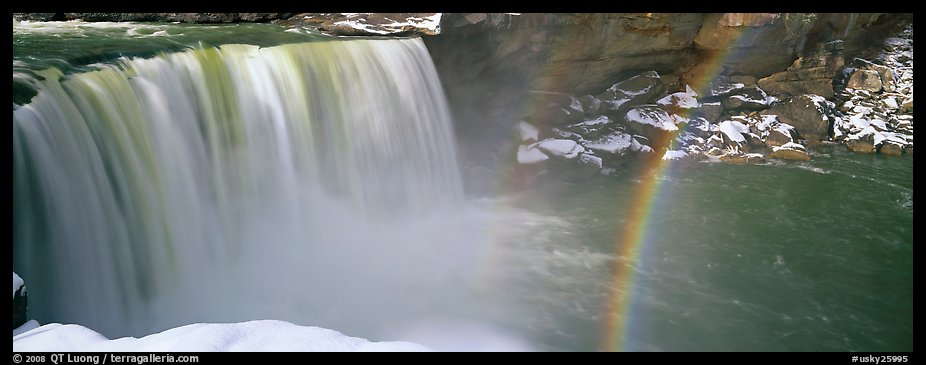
758,40 -> 845,99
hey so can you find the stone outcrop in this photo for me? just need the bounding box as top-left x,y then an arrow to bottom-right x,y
758,40 -> 845,99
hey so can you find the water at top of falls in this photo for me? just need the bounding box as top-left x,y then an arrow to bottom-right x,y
13,37 -> 468,338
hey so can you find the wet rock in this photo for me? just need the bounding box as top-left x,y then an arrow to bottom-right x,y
879,140 -> 905,155
770,142 -> 811,161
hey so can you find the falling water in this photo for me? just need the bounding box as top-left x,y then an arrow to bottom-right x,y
13,38 -> 468,338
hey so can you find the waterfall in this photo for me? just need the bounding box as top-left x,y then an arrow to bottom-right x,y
13,38 -> 467,337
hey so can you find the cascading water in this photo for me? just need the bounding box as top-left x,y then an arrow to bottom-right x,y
13,38 -> 474,339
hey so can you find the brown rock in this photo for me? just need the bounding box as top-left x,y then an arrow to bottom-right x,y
771,145 -> 811,161
879,140 -> 905,156
758,40 -> 844,99
846,69 -> 883,92
846,136 -> 876,153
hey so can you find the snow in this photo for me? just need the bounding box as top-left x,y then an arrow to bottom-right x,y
754,115 -> 780,132
626,107 -> 678,132
718,120 -> 747,143
332,13 -> 442,35
13,320 -> 39,337
656,88 -> 699,109
773,124 -> 796,138
868,118 -> 888,131
849,113 -> 870,131
874,131 -> 908,147
662,150 -> 688,160
848,126 -> 878,141
775,142 -> 806,151
883,97 -> 899,109
517,145 -> 549,164
709,81 -> 745,96
575,116 -> 611,127
13,272 -> 24,298
583,131 -> 633,154
13,320 -> 431,352
517,121 -> 539,142
537,139 -> 584,159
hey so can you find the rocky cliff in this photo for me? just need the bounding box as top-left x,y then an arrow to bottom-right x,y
420,13 -> 912,193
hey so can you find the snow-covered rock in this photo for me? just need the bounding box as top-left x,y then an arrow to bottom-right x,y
536,139 -> 584,159
661,150 -> 688,160
771,142 -> 811,161
517,121 -> 540,143
13,320 -> 431,352
718,120 -> 748,144
625,106 -> 679,133
583,131 -> 633,155
517,144 -> 549,164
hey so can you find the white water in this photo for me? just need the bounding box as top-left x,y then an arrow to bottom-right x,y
12,38 -> 484,341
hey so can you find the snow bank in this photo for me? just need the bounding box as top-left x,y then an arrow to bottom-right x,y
13,320 -> 431,352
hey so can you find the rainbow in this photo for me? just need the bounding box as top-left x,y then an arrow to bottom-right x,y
598,16 -> 762,351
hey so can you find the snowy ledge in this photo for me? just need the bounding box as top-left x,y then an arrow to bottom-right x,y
286,13 -> 442,37
13,320 -> 431,352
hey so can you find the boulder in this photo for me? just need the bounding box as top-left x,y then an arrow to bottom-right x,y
846,69 -> 883,92
845,127 -> 877,153
13,272 -> 27,330
577,95 -> 602,116
526,103 -> 583,127
764,124 -> 797,147
656,86 -> 699,114
695,102 -> 724,123
536,138 -> 585,159
517,144 -> 549,164
770,142 -> 811,161
582,130 -> 634,157
900,97 -> 912,112
624,105 -> 679,146
546,152 -> 603,181
516,121 -> 540,143
598,71 -> 664,115
879,141 -> 904,156
721,86 -> 770,111
761,94 -> 834,141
